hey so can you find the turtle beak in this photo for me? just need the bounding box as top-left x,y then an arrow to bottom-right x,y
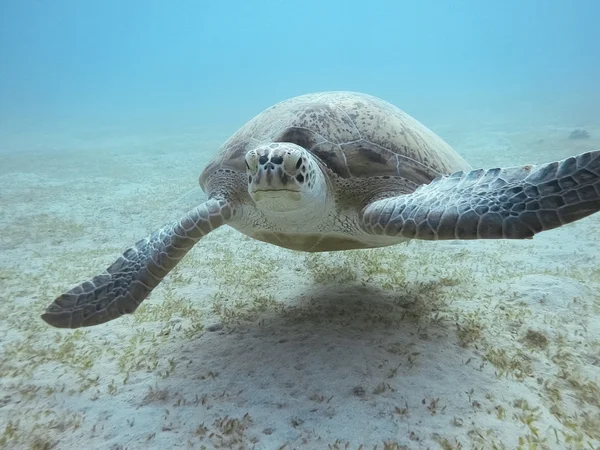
249,162 -> 300,195
252,190 -> 302,203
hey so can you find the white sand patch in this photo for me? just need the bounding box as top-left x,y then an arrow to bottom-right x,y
0,126 -> 599,449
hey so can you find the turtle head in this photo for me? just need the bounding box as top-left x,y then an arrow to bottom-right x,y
245,143 -> 328,213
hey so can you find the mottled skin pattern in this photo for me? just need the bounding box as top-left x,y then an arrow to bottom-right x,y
42,91 -> 600,328
201,91 -> 471,185
362,152 -> 600,239
200,92 -> 472,251
43,199 -> 231,328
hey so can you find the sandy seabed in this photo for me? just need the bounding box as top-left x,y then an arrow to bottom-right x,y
0,119 -> 599,450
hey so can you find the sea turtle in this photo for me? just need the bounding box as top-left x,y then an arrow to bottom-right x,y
42,91 -> 600,328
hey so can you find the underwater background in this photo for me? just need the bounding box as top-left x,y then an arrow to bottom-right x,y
2,0 -> 600,138
1,1 -> 600,449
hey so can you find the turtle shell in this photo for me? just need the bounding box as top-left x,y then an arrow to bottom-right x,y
200,91 -> 471,190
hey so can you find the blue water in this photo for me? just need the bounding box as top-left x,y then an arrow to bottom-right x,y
1,0 -> 599,136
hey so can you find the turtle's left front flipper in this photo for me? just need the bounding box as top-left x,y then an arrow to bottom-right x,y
361,150 -> 600,240
42,198 -> 233,328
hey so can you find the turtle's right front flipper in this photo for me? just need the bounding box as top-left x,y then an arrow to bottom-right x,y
41,199 -> 233,328
361,150 -> 600,240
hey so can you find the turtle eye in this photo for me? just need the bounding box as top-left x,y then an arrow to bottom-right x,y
245,150 -> 259,171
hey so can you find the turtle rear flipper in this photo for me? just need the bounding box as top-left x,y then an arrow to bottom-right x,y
361,150 -> 600,240
42,199 -> 233,328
